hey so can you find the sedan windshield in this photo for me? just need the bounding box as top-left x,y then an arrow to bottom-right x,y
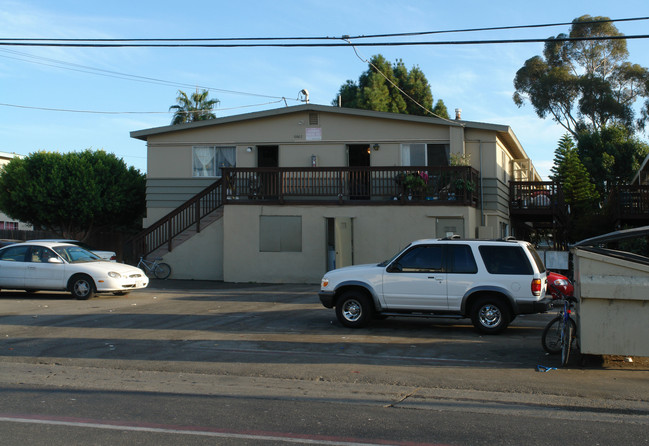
53,245 -> 101,263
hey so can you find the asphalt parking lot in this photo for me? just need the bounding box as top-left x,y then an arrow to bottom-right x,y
1,280 -> 648,445
0,280 -> 648,399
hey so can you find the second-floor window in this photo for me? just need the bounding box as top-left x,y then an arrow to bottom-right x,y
401,143 -> 450,166
192,146 -> 235,177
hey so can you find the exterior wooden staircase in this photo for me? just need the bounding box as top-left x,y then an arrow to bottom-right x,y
125,179 -> 224,262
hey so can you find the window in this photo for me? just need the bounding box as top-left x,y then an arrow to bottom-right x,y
192,146 -> 235,177
447,245 -> 478,274
401,143 -> 450,166
500,222 -> 510,239
52,246 -> 99,263
29,247 -> 57,263
436,217 -> 465,239
0,221 -> 18,230
427,144 -> 450,166
0,245 -> 29,262
259,216 -> 302,252
393,245 -> 444,272
479,246 -> 533,275
401,143 -> 426,166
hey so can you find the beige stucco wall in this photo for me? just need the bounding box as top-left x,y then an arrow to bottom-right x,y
160,218 -> 224,280
221,204 -> 480,284
464,130 -> 499,176
145,110 -> 460,180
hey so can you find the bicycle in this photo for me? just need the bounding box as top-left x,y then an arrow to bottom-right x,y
137,257 -> 172,279
541,284 -> 578,366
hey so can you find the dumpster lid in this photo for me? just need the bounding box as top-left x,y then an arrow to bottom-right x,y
572,225 -> 649,266
572,225 -> 649,247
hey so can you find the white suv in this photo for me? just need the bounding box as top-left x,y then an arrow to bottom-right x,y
319,238 -> 549,334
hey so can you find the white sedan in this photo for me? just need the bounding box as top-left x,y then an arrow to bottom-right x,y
0,241 -> 148,299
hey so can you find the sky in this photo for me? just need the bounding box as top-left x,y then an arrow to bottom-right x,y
1,1 -> 648,179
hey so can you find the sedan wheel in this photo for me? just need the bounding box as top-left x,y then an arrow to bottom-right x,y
70,275 -> 96,300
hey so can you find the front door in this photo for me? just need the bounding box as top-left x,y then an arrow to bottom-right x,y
26,246 -> 66,290
348,145 -> 371,199
257,145 -> 279,199
334,217 -> 353,268
382,244 -> 448,310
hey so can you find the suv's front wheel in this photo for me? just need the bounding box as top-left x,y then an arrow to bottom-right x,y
335,291 -> 373,328
470,296 -> 511,334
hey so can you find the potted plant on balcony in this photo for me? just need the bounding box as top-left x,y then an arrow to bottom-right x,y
454,178 -> 475,199
403,173 -> 427,199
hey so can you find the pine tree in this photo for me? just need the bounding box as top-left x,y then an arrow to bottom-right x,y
332,54 -> 444,117
550,134 -> 600,207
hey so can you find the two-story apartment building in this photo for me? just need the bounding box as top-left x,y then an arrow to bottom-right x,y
130,104 -> 547,283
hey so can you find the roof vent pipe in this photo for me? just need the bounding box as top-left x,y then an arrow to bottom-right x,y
455,108 -> 462,120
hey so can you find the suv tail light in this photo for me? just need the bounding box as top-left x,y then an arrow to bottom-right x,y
531,278 -> 542,297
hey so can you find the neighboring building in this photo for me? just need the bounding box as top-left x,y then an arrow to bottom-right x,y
131,104 -> 558,283
0,152 -> 32,231
611,151 -> 649,227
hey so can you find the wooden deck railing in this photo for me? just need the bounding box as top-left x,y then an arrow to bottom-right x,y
612,185 -> 649,220
125,166 -> 480,262
510,181 -> 565,211
221,166 -> 480,205
126,178 -> 223,261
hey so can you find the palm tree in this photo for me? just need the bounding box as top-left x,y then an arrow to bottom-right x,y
169,89 -> 219,125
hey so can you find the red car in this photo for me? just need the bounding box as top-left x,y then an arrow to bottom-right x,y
547,271 -> 574,299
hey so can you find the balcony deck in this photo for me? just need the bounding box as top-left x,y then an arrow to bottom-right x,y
509,181 -> 569,248
220,166 -> 480,206
611,185 -> 649,224
509,181 -> 567,221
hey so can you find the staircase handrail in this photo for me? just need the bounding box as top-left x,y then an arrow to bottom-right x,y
126,178 -> 223,262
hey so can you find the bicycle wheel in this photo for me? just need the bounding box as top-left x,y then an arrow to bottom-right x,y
153,262 -> 171,279
542,316 -> 576,354
560,318 -> 573,367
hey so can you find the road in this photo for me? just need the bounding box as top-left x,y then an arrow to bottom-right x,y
0,281 -> 648,445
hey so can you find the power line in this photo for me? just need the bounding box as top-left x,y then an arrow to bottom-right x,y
1,16 -> 647,43
0,48 -> 297,101
0,99 -> 287,115
1,34 -> 648,48
346,16 -> 649,39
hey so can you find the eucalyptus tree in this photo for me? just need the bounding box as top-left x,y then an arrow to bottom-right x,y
576,125 -> 649,195
513,15 -> 649,137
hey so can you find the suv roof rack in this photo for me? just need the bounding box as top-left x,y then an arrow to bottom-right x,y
441,234 -> 462,240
